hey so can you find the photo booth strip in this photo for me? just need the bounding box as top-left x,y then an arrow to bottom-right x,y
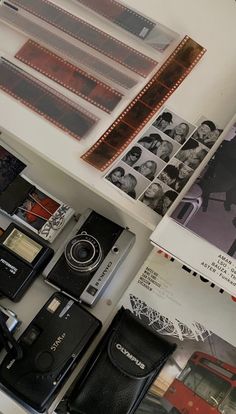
0,2 -> 137,89
15,40 -> 123,113
9,0 -> 158,77
82,36 -> 206,170
73,0 -> 156,40
0,58 -> 98,140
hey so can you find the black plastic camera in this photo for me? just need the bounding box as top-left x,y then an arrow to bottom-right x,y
0,292 -> 102,412
0,223 -> 54,301
43,209 -> 135,306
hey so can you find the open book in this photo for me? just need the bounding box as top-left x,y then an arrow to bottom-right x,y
150,114 -> 236,296
120,249 -> 236,413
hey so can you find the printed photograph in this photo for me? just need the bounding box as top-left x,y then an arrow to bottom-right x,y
0,145 -> 26,192
129,145 -> 166,180
172,124 -> 236,258
127,296 -> 236,414
105,161 -> 150,200
138,126 -> 181,162
158,158 -> 194,192
191,117 -> 223,149
152,107 -> 196,143
175,137 -> 208,169
15,188 -> 60,231
122,145 -> 143,167
139,178 -> 178,215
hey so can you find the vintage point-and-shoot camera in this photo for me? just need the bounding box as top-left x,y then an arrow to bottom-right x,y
0,292 -> 101,412
43,209 -> 135,306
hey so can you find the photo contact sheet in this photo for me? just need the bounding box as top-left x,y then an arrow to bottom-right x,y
105,107 -> 223,217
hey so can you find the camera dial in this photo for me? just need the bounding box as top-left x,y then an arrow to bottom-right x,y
65,233 -> 103,273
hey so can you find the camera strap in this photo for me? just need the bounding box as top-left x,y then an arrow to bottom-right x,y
0,311 -> 23,360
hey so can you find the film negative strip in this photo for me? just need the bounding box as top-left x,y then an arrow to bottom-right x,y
0,58 -> 98,139
15,40 -> 123,113
73,0 -> 179,53
0,2 -> 137,89
9,0 -> 158,77
73,0 -> 156,40
82,36 -> 206,170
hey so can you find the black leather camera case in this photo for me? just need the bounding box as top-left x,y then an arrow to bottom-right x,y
69,307 -> 176,414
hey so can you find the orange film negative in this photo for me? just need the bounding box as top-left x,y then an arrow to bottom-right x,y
15,40 -> 123,113
82,37 -> 206,170
0,58 -> 98,140
10,0 -> 158,77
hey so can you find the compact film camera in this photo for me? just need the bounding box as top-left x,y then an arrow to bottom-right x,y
43,209 -> 135,306
0,292 -> 102,412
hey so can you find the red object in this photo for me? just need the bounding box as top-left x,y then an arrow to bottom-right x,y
25,196 -> 59,224
162,351 -> 236,413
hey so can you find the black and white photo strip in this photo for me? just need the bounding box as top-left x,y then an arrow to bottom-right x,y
191,116 -> 223,149
105,107 -> 222,216
105,160 -> 150,200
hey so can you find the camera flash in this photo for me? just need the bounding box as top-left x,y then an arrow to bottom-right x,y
3,228 -> 42,263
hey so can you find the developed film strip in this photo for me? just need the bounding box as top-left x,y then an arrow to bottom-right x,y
0,1 -> 137,89
0,58 -> 98,139
73,0 -> 179,53
10,0 -> 158,77
82,37 -> 206,170
74,0 -> 156,40
16,40 -> 123,113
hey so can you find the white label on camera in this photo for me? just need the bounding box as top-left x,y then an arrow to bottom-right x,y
0,258 -> 17,274
47,298 -> 61,313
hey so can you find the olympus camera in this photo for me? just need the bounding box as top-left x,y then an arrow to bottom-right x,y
43,209 -> 135,306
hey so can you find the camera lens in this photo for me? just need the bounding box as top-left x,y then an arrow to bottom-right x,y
65,234 -> 103,273
72,242 -> 94,263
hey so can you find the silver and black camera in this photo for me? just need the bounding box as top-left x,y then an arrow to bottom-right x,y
43,209 -> 135,306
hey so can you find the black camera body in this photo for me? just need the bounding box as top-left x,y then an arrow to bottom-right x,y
0,292 -> 102,412
0,223 -> 54,301
43,209 -> 135,306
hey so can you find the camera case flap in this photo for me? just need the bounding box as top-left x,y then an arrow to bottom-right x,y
44,209 -> 135,306
0,223 -> 54,301
0,292 -> 102,412
68,308 -> 176,414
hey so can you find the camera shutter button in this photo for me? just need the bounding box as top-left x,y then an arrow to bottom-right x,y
35,351 -> 54,372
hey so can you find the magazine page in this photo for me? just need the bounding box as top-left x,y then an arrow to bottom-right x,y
120,249 -> 236,413
150,115 -> 236,296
